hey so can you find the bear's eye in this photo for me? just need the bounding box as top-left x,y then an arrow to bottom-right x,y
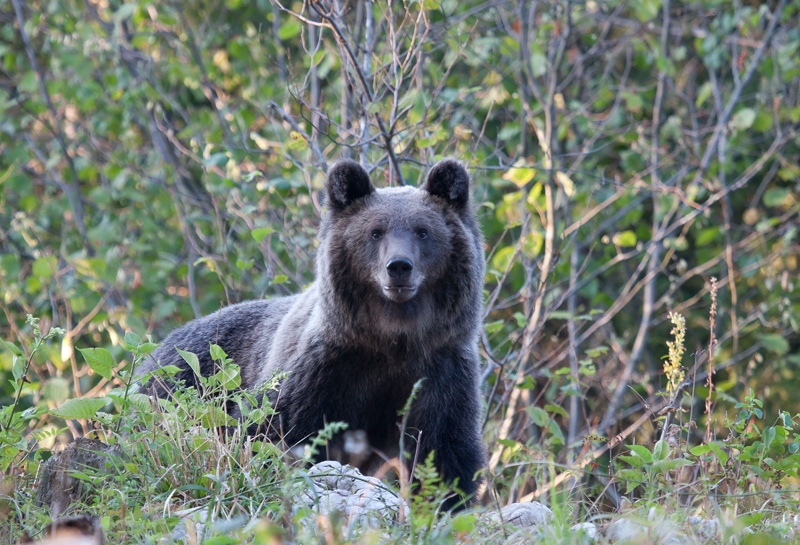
371,230 -> 383,240
416,229 -> 429,240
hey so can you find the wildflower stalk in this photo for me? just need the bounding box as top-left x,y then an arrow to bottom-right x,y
665,312 -> 686,402
705,277 -> 718,443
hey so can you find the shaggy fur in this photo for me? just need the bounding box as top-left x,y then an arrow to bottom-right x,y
136,158 -> 486,503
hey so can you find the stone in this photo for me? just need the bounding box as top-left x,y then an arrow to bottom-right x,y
295,461 -> 409,529
604,517 -> 685,545
483,501 -> 554,528
571,522 -> 599,540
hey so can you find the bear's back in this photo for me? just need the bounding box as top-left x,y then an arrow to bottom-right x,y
138,296 -> 299,393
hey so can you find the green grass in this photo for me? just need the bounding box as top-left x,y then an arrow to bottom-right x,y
3,321 -> 800,544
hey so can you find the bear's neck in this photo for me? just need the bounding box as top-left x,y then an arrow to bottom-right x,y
315,276 -> 474,357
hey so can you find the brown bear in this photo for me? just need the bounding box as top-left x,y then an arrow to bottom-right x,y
136,158 -> 486,505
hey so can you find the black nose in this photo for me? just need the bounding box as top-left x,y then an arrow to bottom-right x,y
386,257 -> 413,280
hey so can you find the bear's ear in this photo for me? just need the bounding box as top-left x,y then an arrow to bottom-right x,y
325,160 -> 375,211
421,158 -> 471,208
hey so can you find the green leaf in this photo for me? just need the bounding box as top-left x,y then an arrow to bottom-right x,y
484,320 -> 503,334
652,439 -> 670,462
617,469 -> 645,493
2,340 -> 23,357
622,91 -> 643,113
213,365 -> 241,390
759,334 -> 789,355
252,227 -> 275,242
548,419 -> 565,445
204,153 -> 229,167
124,331 -> 141,347
502,162 -> 536,187
50,398 -> 108,420
176,348 -> 202,377
763,188 -> 790,208
278,20 -> 302,40
613,230 -> 637,247
78,347 -> 115,380
691,442 -> 729,465
654,458 -> 693,472
696,82 -> 712,107
452,514 -> 477,533
618,454 -> 646,468
628,444 -> 654,463
491,246 -> 515,271
139,342 -> 159,355
753,110 -> 773,132
72,258 -> 107,280
545,404 -> 568,418
696,227 -> 719,246
737,512 -> 766,527
632,0 -> 661,21
43,377 -> 70,403
286,131 -> 308,152
200,406 -> 238,428
209,343 -> 228,362
528,406 -> 549,427
146,365 -> 182,379
242,170 -> 263,182
32,256 -> 56,279
730,108 -> 756,130
236,258 -> 254,270
529,52 -> 546,78
12,355 -> 24,382
762,427 -> 777,452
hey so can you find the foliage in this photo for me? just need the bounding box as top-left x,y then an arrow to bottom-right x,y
1,0 -> 800,542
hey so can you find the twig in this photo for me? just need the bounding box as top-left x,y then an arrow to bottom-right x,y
296,0 -> 406,184
269,101 -> 329,169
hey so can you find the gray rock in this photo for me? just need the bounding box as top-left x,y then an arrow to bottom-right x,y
571,522 -> 599,540
295,461 -> 409,529
686,516 -> 722,540
605,517 -> 686,545
483,501 -> 554,528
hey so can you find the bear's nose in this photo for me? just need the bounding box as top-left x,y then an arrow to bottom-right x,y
386,257 -> 413,280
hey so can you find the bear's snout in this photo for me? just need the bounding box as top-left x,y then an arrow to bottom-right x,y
382,254 -> 420,302
386,257 -> 414,280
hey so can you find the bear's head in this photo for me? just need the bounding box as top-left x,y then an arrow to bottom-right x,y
318,159 -> 483,344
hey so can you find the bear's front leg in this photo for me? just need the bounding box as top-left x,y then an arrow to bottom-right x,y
408,356 -> 486,508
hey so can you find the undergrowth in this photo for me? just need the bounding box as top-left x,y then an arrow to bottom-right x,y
1,310 -> 800,544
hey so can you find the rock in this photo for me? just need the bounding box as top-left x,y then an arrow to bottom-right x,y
167,507 -> 208,544
605,517 -> 685,545
686,516 -> 721,539
571,522 -> 599,540
605,518 -> 642,543
483,501 -> 554,528
35,439 -> 120,516
295,461 -> 409,529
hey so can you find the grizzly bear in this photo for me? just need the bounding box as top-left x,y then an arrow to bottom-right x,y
136,158 -> 486,504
